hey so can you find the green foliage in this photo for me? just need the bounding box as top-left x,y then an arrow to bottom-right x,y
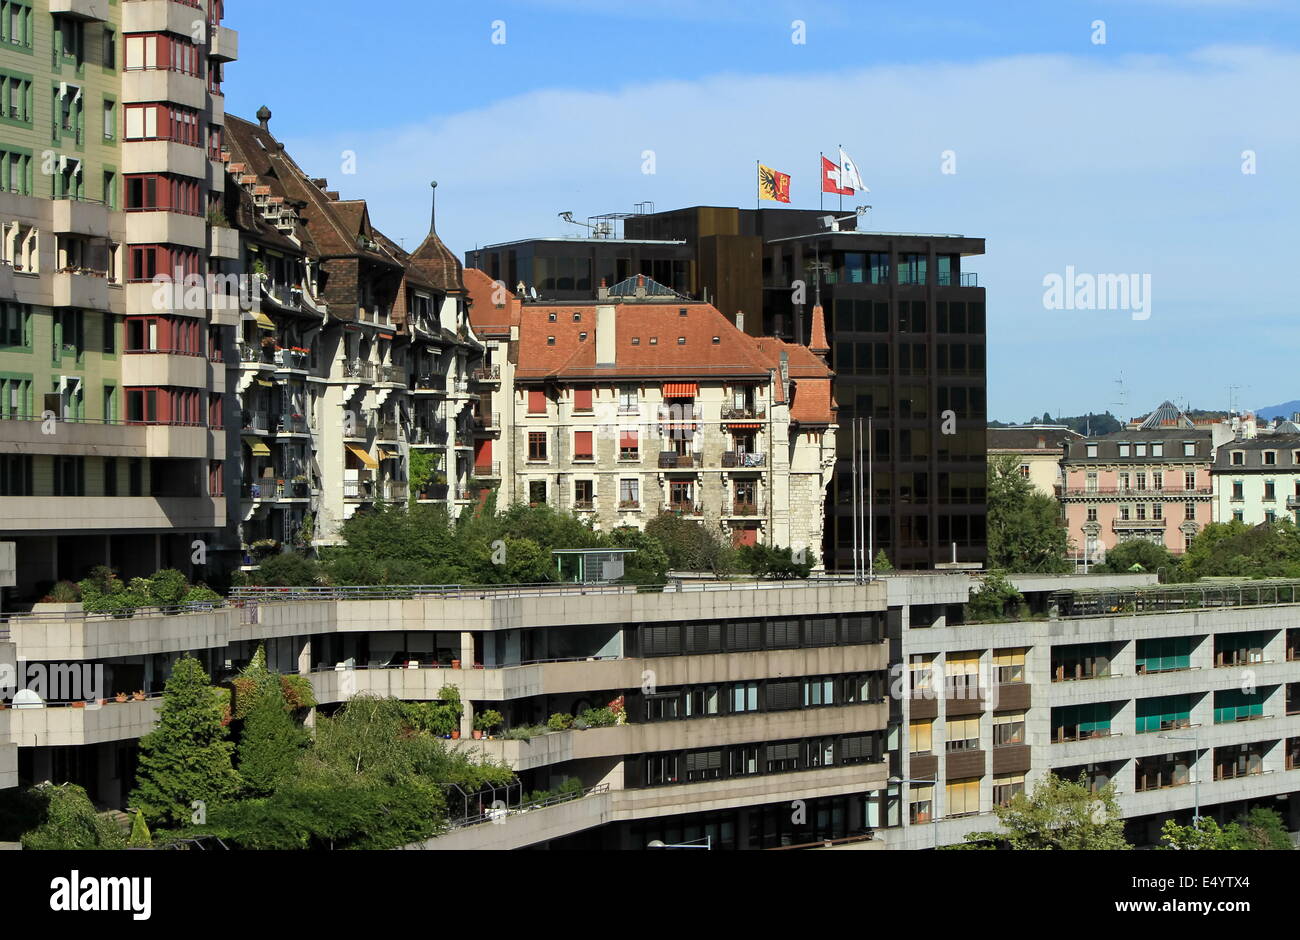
237,686 -> 310,797
127,809 -> 152,848
473,709 -> 504,733
966,571 -> 1025,622
251,551 -> 322,587
547,712 -> 574,731
1163,808 -> 1293,850
736,543 -> 816,579
131,655 -> 242,826
401,686 -> 463,737
644,512 -> 734,574
79,566 -> 219,614
521,776 -> 583,807
965,774 -> 1131,850
1181,519 -> 1300,580
0,783 -> 126,850
42,580 -> 81,603
576,706 -> 617,728
873,550 -> 894,573
1099,539 -> 1176,576
609,526 -> 669,586
986,456 -> 1072,573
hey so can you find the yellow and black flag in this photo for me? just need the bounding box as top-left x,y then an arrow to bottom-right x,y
758,163 -> 792,203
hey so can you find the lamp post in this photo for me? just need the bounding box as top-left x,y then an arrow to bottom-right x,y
1158,730 -> 1201,824
890,775 -> 940,849
648,836 -> 711,850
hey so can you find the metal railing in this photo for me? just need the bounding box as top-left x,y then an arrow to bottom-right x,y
722,451 -> 766,468
659,452 -> 702,469
471,365 -> 500,382
379,364 -> 407,385
473,462 -> 501,478
241,411 -> 270,433
343,359 -> 374,381
445,783 -> 611,832
1060,487 -> 1211,497
720,405 -> 767,420
342,479 -> 374,499
473,412 -> 500,430
415,376 -> 445,392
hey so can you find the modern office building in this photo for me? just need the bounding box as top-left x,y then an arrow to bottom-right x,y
1211,435 -> 1300,527
462,272 -> 838,558
469,205 -> 989,571
0,0 -> 235,602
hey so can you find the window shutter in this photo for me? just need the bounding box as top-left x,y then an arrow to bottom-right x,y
574,387 -> 593,411
574,430 -> 592,458
528,389 -> 546,413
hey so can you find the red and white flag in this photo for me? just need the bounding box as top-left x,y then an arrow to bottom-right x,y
821,155 -> 853,196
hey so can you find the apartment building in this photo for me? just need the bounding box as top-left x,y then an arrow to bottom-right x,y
986,425 -> 1080,498
469,206 -> 990,572
0,0 -> 234,601
215,112 -> 481,554
888,574 -> 1300,848
1059,403 -> 1234,566
474,273 -> 837,559
1212,435 -> 1300,527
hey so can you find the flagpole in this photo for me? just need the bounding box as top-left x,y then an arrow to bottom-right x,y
819,152 -> 824,212
838,143 -> 843,213
851,417 -> 859,582
756,160 -> 760,212
867,416 -> 874,578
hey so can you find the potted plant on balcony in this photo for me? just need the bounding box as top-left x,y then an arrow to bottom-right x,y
474,709 -> 503,740
115,692 -> 128,704
132,690 -> 146,702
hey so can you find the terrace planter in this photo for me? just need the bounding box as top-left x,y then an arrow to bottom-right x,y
32,602 -> 84,616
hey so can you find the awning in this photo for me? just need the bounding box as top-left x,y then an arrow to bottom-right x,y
345,443 -> 378,469
727,423 -> 762,430
255,378 -> 274,387
243,437 -> 270,456
255,313 -> 275,330
663,382 -> 698,398
378,448 -> 399,460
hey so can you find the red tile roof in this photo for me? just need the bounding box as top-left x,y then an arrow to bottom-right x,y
465,268 -> 518,337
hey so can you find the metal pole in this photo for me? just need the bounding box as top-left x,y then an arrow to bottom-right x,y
867,417 -> 874,578
851,417 -> 859,582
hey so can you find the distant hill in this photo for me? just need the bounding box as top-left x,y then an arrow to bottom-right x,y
1256,401 -> 1300,421
990,412 -> 1122,435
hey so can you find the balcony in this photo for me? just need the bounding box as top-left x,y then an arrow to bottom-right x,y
659,452 -> 702,470
1060,487 -> 1212,498
414,375 -> 446,394
572,499 -> 595,512
49,0 -> 107,21
0,261 -> 12,301
410,425 -> 448,446
1112,517 -> 1166,532
382,481 -> 408,502
721,451 -> 767,469
273,348 -> 310,372
237,342 -> 273,367
454,429 -> 475,448
378,364 -> 407,386
418,483 -> 449,501
474,412 -> 501,432
209,25 -> 238,62
1287,496 -> 1300,511
472,365 -> 501,383
241,410 -> 271,434
258,278 -> 303,312
275,414 -> 310,435
473,462 -> 502,479
729,500 -> 763,517
343,359 -> 375,382
720,405 -> 767,421
210,225 -> 240,260
377,421 -> 400,442
52,198 -> 110,238
667,501 -> 703,516
53,269 -> 110,311
343,479 -> 375,501
936,271 -> 979,287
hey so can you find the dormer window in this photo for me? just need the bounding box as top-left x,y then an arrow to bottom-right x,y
579,332 -> 588,342
677,337 -> 686,345
1231,451 -> 1244,465
1264,451 -> 1277,465
631,337 -> 640,345
712,336 -> 720,344
573,312 -> 582,322
679,308 -> 688,317
547,336 -> 555,346
548,312 -> 557,322
650,337 -> 658,345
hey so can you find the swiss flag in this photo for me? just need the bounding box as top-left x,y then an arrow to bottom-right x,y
821,156 -> 853,196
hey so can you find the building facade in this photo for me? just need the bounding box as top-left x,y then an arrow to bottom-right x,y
987,425 -> 1081,498
0,0 -> 235,602
1211,435 -> 1300,527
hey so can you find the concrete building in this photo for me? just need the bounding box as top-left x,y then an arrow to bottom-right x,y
0,0 -> 235,601
1211,435 -> 1300,527
987,425 -> 1081,499
467,273 -> 838,559
1059,403 -> 1234,566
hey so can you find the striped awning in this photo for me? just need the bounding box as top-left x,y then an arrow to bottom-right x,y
663,382 -> 697,397
345,444 -> 378,470
243,437 -> 270,456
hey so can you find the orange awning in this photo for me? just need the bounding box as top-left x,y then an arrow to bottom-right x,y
345,444 -> 378,470
663,382 -> 697,398
727,423 -> 762,429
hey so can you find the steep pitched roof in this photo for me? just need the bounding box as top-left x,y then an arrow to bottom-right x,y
464,268 -> 517,338
1138,400 -> 1195,430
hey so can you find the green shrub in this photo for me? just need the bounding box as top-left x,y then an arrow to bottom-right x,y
546,712 -> 573,731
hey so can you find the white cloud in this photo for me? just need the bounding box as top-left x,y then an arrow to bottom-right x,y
277,44 -> 1300,416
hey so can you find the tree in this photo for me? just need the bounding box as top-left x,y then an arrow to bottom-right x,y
644,513 -> 733,574
736,543 -> 816,579
609,526 -> 669,586
873,550 -> 894,573
252,551 -> 322,587
1181,519 -> 1300,580
236,685 -> 309,797
966,571 -> 1024,622
127,809 -> 152,848
4,783 -> 126,850
965,774 -> 1130,850
1161,809 -> 1292,850
1099,539 -> 1175,576
986,456 -> 1071,573
131,655 -> 242,826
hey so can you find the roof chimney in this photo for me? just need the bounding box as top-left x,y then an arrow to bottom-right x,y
635,274 -> 646,299
809,303 -> 829,359
735,310 -> 744,333
596,304 -> 616,367
597,278 -> 609,301
256,105 -> 272,130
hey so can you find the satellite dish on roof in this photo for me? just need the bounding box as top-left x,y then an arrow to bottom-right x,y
13,689 -> 44,709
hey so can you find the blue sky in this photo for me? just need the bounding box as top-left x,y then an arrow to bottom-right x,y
224,0 -> 1300,421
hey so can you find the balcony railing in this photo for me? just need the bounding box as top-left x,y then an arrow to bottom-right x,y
1112,518 -> 1166,530
343,359 -> 375,381
379,364 -> 407,385
720,405 -> 766,420
241,411 -> 270,433
378,422 -> 400,441
659,452 -> 702,469
382,481 -> 408,502
721,451 -> 767,468
474,412 -> 500,430
471,365 -> 500,382
473,462 -> 501,478
275,414 -> 310,434
415,375 -> 445,393
1060,487 -> 1212,497
573,499 -> 595,511
274,348 -> 310,371
343,479 -> 375,500
668,501 -> 703,515
237,342 -> 270,364
410,425 -> 448,446
730,500 -> 763,517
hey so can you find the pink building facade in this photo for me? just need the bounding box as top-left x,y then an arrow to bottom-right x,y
1059,429 -> 1217,565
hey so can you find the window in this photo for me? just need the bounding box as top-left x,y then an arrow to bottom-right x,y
1183,441 -> 1196,457
102,99 -> 114,140
1231,451 -> 1244,465
104,457 -> 117,496
124,33 -> 200,75
103,26 -> 115,68
528,480 -> 546,505
573,430 -> 593,460
1264,451 -> 1277,465
0,303 -> 30,348
993,711 -> 1026,747
573,387 -> 593,412
677,336 -> 686,345
0,146 -> 31,195
2,2 -> 33,49
0,454 -> 32,495
1184,471 -> 1196,490
1086,507 -> 1097,522
527,432 -> 547,461
125,174 -> 202,215
946,716 -> 980,751
619,429 -> 639,460
1232,480 -> 1243,501
1086,443 -> 1098,458
573,478 -> 593,508
619,478 -> 639,507
527,389 -> 546,414
102,170 -> 116,209
731,681 -> 758,714
993,648 -> 1026,684
618,386 -> 638,414
803,676 -> 835,707
1266,480 -> 1277,501
1118,443 -> 1130,457
1152,442 -> 1163,457
993,773 -> 1025,806
909,784 -> 934,824
1135,443 -> 1147,457
946,777 -> 980,817
102,384 -> 115,423
53,456 -> 85,496
909,719 -> 933,755
684,686 -> 720,717
124,103 -> 201,145
0,71 -> 32,124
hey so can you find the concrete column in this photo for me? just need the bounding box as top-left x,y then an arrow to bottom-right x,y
460,698 -> 474,739
460,631 -> 475,667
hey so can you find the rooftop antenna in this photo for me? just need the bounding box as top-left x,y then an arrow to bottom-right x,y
1228,384 -> 1241,415
1112,374 -> 1128,422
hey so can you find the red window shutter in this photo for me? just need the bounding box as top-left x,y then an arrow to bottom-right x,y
575,431 -> 593,458
574,387 -> 593,411
620,430 -> 639,450
528,389 -> 546,413
475,439 -> 493,470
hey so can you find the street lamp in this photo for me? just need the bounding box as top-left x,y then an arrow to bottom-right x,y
648,836 -> 711,850
1158,731 -> 1201,825
890,775 -> 940,849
